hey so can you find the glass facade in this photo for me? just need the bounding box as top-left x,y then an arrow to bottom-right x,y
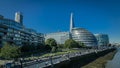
45,32 -> 70,44
72,28 -> 98,47
94,34 -> 109,46
0,14 -> 44,46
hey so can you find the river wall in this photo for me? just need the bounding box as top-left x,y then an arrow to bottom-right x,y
45,48 -> 116,68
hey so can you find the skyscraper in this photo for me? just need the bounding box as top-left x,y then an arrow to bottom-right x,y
15,12 -> 23,25
70,12 -> 74,32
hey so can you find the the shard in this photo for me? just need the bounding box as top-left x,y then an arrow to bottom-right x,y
70,12 -> 74,32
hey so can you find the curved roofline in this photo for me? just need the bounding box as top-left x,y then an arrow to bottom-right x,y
94,34 -> 108,36
72,27 -> 86,29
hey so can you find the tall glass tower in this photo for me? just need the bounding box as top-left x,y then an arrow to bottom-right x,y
70,12 -> 74,33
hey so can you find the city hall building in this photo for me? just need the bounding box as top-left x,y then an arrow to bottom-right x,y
0,12 -> 44,47
71,28 -> 98,46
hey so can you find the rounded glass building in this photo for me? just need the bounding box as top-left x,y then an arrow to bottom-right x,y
72,28 -> 98,47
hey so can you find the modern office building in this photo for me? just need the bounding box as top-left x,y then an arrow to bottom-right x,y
0,12 -> 44,47
45,32 -> 71,44
94,34 -> 109,46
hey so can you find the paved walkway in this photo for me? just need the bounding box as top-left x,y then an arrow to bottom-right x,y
106,48 -> 120,68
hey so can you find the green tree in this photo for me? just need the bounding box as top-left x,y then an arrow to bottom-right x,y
57,44 -> 64,52
45,38 -> 57,48
51,46 -> 57,53
20,45 -> 35,52
64,39 -> 79,49
36,43 -> 44,50
36,43 -> 51,52
57,44 -> 64,48
45,38 -> 57,52
0,43 -> 21,59
77,41 -> 86,47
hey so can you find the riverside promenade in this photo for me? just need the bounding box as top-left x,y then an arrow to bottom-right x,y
106,48 -> 120,68
5,47 -> 114,68
22,48 -> 114,68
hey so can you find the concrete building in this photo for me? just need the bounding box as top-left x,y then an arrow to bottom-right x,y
45,32 -> 71,44
94,34 -> 109,46
0,12 -> 44,47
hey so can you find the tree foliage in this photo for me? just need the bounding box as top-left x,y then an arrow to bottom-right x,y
51,46 -> 57,53
64,39 -> 79,49
36,43 -> 51,52
45,38 -> 57,48
20,45 -> 35,52
45,38 -> 57,52
0,43 -> 21,59
36,43 -> 44,50
57,44 -> 64,48
77,41 -> 86,47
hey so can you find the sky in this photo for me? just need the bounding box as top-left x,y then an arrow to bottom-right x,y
0,0 -> 120,43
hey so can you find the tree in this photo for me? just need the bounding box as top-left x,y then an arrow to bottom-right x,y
36,43 -> 51,52
20,44 -> 36,52
36,43 -> 44,50
57,44 -> 64,48
0,43 -> 21,59
51,46 -> 57,53
77,41 -> 86,47
108,44 -> 111,47
45,38 -> 57,48
44,45 -> 52,52
45,38 -> 57,52
64,39 -> 79,49
57,44 -> 64,51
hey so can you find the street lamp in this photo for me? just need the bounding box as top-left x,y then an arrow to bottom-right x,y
50,55 -> 53,67
67,51 -> 70,60
20,58 -> 23,68
49,53 -> 54,68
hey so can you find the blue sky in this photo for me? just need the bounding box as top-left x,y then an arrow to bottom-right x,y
0,0 -> 120,43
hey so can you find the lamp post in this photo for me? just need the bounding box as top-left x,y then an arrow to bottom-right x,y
20,58 -> 23,68
67,51 -> 70,60
50,55 -> 53,68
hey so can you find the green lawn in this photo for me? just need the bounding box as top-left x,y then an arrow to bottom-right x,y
24,49 -> 81,61
0,60 -> 13,65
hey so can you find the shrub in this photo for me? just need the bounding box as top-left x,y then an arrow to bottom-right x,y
0,43 -> 21,59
